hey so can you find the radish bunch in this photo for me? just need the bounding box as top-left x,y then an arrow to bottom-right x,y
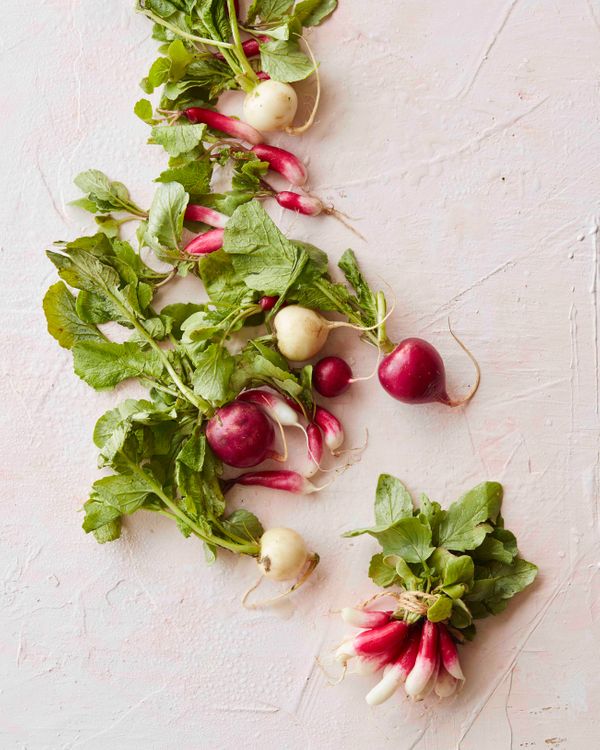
336,614 -> 464,703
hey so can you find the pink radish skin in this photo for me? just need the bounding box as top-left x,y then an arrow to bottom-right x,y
231,470 -> 323,494
256,71 -> 270,81
206,401 -> 276,468
184,107 -> 264,145
314,406 -> 344,454
313,356 -> 352,397
306,422 -> 323,477
185,205 -> 228,228
336,620 -> 409,673
251,144 -> 308,186
275,191 -> 323,216
414,648 -> 440,701
434,666 -> 459,698
404,620 -> 439,697
184,228 -> 224,255
237,389 -> 301,429
438,623 -> 465,680
341,608 -> 392,629
365,624 -> 421,705
259,295 -> 279,311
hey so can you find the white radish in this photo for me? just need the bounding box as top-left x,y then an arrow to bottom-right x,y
257,527 -> 311,581
273,305 -> 357,361
243,80 -> 298,132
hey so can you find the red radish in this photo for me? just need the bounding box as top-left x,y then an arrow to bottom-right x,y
259,295 -> 279,311
184,228 -> 224,255
313,356 -> 353,397
306,422 -> 323,476
184,204 -> 228,228
275,191 -> 323,216
335,620 -> 409,674
214,37 -> 261,62
341,608 -> 392,629
256,71 -> 270,81
206,401 -> 277,468
314,405 -> 344,454
378,336 -> 480,407
434,666 -> 459,698
251,145 -> 308,186
404,620 -> 439,697
243,80 -> 298,132
237,389 -> 303,430
258,527 -> 311,581
231,469 -> 325,494
414,646 -> 440,701
438,623 -> 465,680
184,107 -> 264,145
365,623 -> 422,705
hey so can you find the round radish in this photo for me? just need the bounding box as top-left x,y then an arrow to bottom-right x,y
206,401 -> 275,468
313,356 -> 353,397
258,527 -> 310,581
273,305 -> 361,361
259,295 -> 279,311
243,80 -> 298,132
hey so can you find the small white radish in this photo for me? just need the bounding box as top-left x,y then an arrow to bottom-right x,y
341,607 -> 392,629
273,305 -> 357,361
258,527 -> 310,581
404,620 -> 439,698
365,624 -> 421,706
243,80 -> 298,132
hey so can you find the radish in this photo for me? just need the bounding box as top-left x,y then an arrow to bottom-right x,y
243,80 -> 298,132
434,666 -> 458,698
184,107 -> 264,145
438,623 -> 465,680
335,620 -> 409,674
414,647 -> 440,701
214,36 -> 262,62
378,335 -> 480,408
257,527 -> 312,581
313,356 -> 353,397
365,624 -> 422,706
259,295 -> 279,311
184,205 -> 228,228
275,191 -> 323,216
306,422 -> 323,476
237,389 -> 303,431
341,608 -> 392,629
314,406 -> 344,454
206,401 -> 279,468
404,620 -> 439,698
184,228 -> 224,255
251,145 -> 308,186
256,71 -> 271,81
230,469 -> 325,494
273,305 -> 365,361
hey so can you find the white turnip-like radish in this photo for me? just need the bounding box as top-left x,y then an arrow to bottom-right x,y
257,527 -> 311,581
365,624 -> 421,706
404,620 -> 439,698
335,620 -> 409,674
184,107 -> 264,144
341,608 -> 392,629
184,228 -> 224,255
184,204 -> 229,228
206,401 -> 279,468
231,469 -> 325,494
243,80 -> 298,132
251,144 -> 308,186
438,623 -> 465,680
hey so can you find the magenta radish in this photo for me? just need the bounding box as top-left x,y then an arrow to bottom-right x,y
306,422 -> 323,476
259,295 -> 279,311
184,204 -> 228,228
243,80 -> 298,132
257,527 -> 312,581
365,624 -> 422,706
251,145 -> 308,187
214,36 -> 263,62
341,608 -> 392,629
206,401 -> 278,468
184,228 -> 224,255
335,620 -> 409,674
314,406 -> 344,454
237,389 -> 303,431
313,356 -> 353,397
404,620 -> 439,698
438,623 -> 465,680
275,191 -> 323,216
256,71 -> 270,81
231,469 -> 325,494
434,666 -> 458,698
414,647 -> 440,701
184,107 -> 264,145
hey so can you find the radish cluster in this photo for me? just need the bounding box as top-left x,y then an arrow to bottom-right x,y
336,608 -> 464,703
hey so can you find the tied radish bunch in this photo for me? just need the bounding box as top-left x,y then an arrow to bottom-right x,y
331,474 -> 537,703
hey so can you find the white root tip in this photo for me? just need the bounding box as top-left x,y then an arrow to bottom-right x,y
365,668 -> 402,706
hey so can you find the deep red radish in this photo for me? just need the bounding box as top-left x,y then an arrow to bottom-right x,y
259,295 -> 279,311
185,204 -> 228,228
184,228 -> 224,255
231,469 -> 325,494
365,623 -> 421,705
341,607 -> 392,629
434,666 -> 458,698
206,401 -> 276,468
251,144 -> 308,186
184,107 -> 264,145
378,335 -> 480,407
306,422 -> 323,476
335,620 -> 409,674
404,620 -> 439,697
314,405 -> 344,454
438,623 -> 464,680
214,36 -> 262,61
313,356 -> 352,397
256,71 -> 270,81
275,191 -> 323,216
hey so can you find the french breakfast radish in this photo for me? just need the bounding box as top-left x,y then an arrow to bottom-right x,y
184,205 -> 228,228
231,470 -> 325,494
404,620 -> 439,697
251,144 -> 308,186
243,80 -> 298,132
206,401 -> 278,468
184,107 -> 264,145
336,620 -> 409,674
275,191 -> 323,216
314,406 -> 344,454
365,624 -> 422,706
438,623 -> 465,680
184,228 -> 224,255
341,608 -> 392,629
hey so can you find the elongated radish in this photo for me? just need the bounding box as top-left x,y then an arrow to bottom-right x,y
237,389 -> 303,430
434,666 -> 458,698
336,620 -> 409,673
251,145 -> 308,186
438,623 -> 465,680
404,620 -> 439,697
314,406 -> 344,454
275,191 -> 323,216
259,295 -> 279,311
306,422 -> 323,476
243,80 -> 298,132
184,204 -> 228,228
365,624 -> 421,706
214,36 -> 263,62
206,401 -> 278,468
231,469 -> 325,494
184,107 -> 264,145
414,647 -> 440,701
341,608 -> 392,629
256,71 -> 270,81
184,228 -> 224,255
258,527 -> 311,581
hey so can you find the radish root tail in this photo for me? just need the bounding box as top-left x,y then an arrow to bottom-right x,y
241,553 -> 320,609
444,319 -> 481,408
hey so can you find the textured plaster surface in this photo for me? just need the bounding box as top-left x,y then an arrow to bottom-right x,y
1,1 -> 600,748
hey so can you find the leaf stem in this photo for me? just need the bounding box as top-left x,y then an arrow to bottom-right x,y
135,2 -> 235,50
227,0 -> 260,89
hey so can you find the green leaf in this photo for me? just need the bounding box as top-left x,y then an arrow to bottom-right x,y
150,123 -> 206,157
390,556 -> 422,590
419,493 -> 445,544
374,517 -> 435,564
191,343 -> 235,404
222,509 -> 264,544
247,0 -> 293,23
471,533 -> 516,565
430,547 -> 474,588
259,39 -> 314,82
73,170 -> 142,215
83,473 -> 153,532
427,595 -> 452,623
466,558 -> 538,604
145,182 -> 189,259
198,250 -> 252,306
72,340 -> 164,389
167,38 -> 194,80
374,474 -> 414,527
338,248 -> 377,325
450,598 -> 472,629
43,282 -> 105,349
437,482 -> 503,551
231,153 -> 269,192
160,302 -> 204,337
294,0 -> 337,26
156,160 -> 213,195
140,56 -> 171,93
134,98 -> 155,124
368,553 -> 398,587
92,519 -> 122,544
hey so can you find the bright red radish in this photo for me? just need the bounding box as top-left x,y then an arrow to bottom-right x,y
184,228 -> 224,255
231,470 -> 324,494
214,36 -> 262,62
251,145 -> 308,186
206,401 -> 276,468
184,204 -> 228,228
184,107 -> 264,145
438,623 -> 465,680
341,608 -> 392,629
314,406 -> 344,454
404,620 -> 439,698
313,356 -> 352,397
335,620 -> 409,674
259,295 -> 279,311
275,191 -> 323,216
378,336 -> 480,407
365,623 -> 422,705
